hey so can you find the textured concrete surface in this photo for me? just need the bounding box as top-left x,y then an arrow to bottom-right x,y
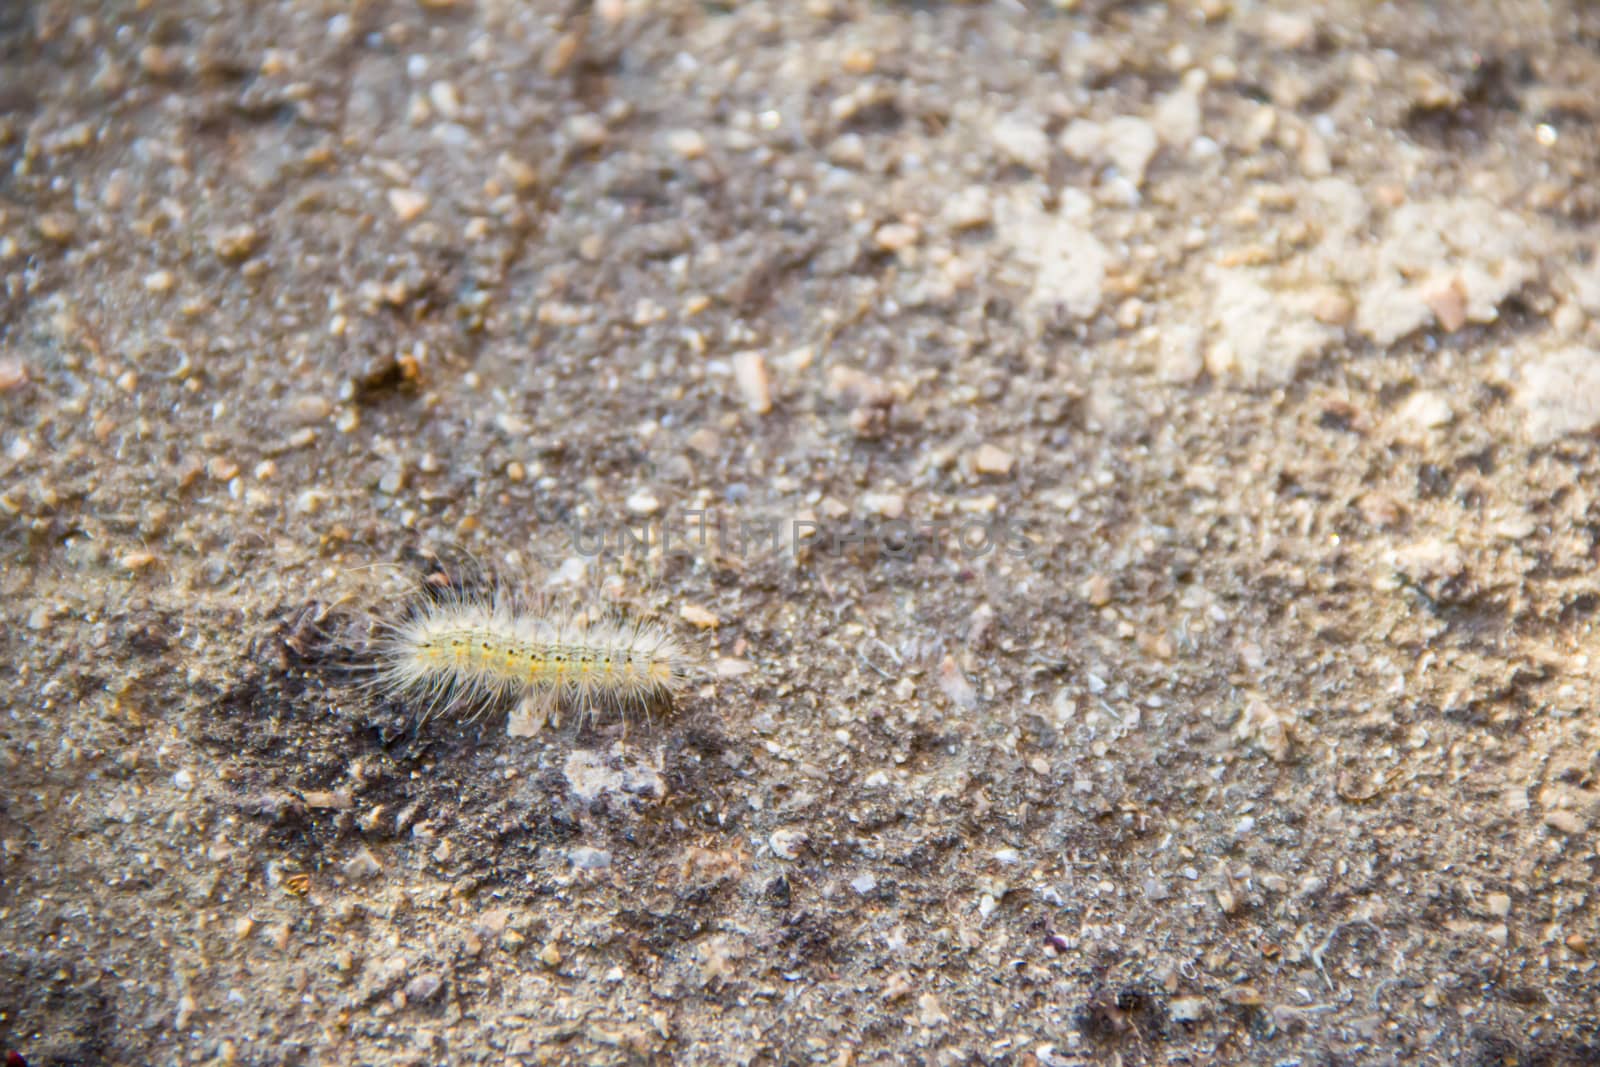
3,1 -> 1600,1063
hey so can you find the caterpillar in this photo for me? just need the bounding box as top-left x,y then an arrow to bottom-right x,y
367,580 -> 697,728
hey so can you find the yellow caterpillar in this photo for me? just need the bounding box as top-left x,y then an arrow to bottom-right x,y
371,586 -> 695,724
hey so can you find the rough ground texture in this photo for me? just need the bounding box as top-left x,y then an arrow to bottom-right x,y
4,1 -> 1600,1063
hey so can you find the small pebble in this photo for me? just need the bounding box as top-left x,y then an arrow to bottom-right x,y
1517,347 -> 1600,444
861,491 -> 905,519
841,47 -> 875,74
212,225 -> 262,261
1396,390 -> 1453,436
496,154 -> 540,192
732,351 -> 772,414
937,654 -> 978,709
769,828 -> 807,860
428,81 -> 461,119
685,428 -> 720,456
139,44 -> 180,77
344,847 -> 383,881
1544,809 -> 1586,834
973,443 -> 1014,476
1102,115 -> 1159,186
665,128 -> 708,159
1423,276 -> 1468,332
1357,492 -> 1404,528
882,971 -> 914,1002
404,973 -> 443,1002
565,114 -> 608,148
1261,10 -> 1317,50
1226,985 -> 1265,1008
0,358 -> 28,392
37,213 -> 77,243
917,993 -> 949,1026
714,657 -> 752,678
942,187 -> 992,230
387,188 -> 429,222
679,604 -> 719,629
874,222 -> 919,253
992,115 -> 1051,172
569,846 -> 613,870
1311,289 -> 1354,325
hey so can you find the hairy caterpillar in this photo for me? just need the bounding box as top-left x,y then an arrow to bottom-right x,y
367,578 -> 697,729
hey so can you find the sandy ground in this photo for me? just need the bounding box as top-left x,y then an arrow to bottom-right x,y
4,0 -> 1600,1063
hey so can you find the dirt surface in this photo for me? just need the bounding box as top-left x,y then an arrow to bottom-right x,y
5,1 -> 1600,1063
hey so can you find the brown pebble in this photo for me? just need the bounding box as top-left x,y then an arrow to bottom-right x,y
732,351 -> 772,414
387,188 -> 429,222
874,222 -> 919,253
862,491 -> 905,519
1225,985 -> 1265,1008
0,358 -> 28,392
1544,809 -> 1586,834
1423,276 -> 1468,333
37,213 -> 77,243
666,129 -> 708,160
212,225 -> 263,262
1311,289 -> 1353,326
496,154 -> 540,192
679,604 -> 720,629
139,45 -> 181,78
842,48 -> 876,75
973,443 -> 1014,476
544,33 -> 580,77
289,395 -> 332,424
565,114 -> 608,149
